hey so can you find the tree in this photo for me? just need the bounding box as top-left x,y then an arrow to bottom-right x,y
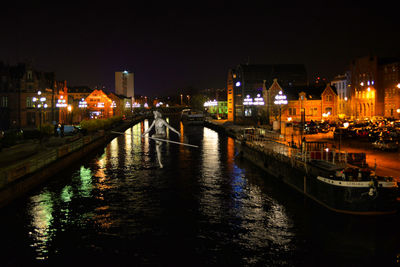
190,94 -> 207,111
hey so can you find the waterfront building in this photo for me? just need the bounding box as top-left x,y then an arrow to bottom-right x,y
68,86 -> 92,102
204,100 -> 228,119
331,72 -> 351,119
282,83 -> 338,123
0,62 -> 70,130
115,71 -> 134,99
108,92 -> 132,117
227,64 -> 307,123
350,56 -> 380,119
350,56 -> 400,120
85,89 -> 113,119
381,60 -> 400,118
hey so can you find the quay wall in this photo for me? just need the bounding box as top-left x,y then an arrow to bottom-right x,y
0,116 -> 148,208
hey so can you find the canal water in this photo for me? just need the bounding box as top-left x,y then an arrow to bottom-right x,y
1,115 -> 400,266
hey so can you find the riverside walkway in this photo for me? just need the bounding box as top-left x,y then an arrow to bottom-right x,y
0,116 -> 147,207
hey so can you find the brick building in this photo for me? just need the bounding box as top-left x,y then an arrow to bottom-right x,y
0,62 -> 69,130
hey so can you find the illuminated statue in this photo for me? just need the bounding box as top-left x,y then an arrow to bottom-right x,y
142,111 -> 181,168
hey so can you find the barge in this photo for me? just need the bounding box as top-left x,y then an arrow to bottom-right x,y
236,130 -> 398,215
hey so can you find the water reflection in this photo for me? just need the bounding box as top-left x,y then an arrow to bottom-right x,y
199,128 -> 221,220
78,165 -> 92,198
109,138 -> 119,168
7,118 -> 398,266
28,191 -> 55,260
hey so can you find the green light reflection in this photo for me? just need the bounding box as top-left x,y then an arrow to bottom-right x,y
79,165 -> 92,198
60,185 -> 73,203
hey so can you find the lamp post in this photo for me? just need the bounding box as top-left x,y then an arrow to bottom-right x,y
274,91 -> 288,135
79,98 -> 87,121
56,95 -> 67,124
67,105 -> 73,124
32,91 -> 47,130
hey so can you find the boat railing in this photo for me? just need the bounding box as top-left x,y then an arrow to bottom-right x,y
243,131 -> 349,167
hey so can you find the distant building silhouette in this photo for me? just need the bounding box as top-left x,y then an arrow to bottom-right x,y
115,71 -> 134,99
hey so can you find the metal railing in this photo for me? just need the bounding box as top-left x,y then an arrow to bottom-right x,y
243,130 -> 349,167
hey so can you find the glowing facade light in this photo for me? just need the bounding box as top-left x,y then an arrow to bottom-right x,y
204,100 -> 218,107
253,94 -> 264,105
56,97 -> 67,107
132,102 -> 141,108
243,94 -> 265,106
235,81 -> 241,87
79,99 -> 87,108
274,91 -> 288,105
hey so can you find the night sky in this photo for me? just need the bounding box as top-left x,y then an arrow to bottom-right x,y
1,4 -> 399,96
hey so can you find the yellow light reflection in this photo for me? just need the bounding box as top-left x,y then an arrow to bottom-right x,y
95,151 -> 110,191
124,127 -> 133,167
143,120 -> 149,154
28,191 -> 54,260
199,127 -> 221,219
226,137 -> 235,171
109,138 -> 119,168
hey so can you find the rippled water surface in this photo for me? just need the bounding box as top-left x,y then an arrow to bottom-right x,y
1,116 -> 400,266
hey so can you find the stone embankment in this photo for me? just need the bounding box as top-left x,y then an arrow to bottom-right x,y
0,115 -> 148,208
204,119 -> 246,138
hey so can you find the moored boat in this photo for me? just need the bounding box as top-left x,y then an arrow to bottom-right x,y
235,129 -> 399,215
181,109 -> 204,125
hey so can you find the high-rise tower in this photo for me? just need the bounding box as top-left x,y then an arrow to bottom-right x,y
115,71 -> 134,100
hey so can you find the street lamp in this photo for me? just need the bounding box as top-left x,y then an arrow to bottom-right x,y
274,91 -> 288,135
56,95 -> 67,124
67,105 -> 73,124
32,91 -> 47,130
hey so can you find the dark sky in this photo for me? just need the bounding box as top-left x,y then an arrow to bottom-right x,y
1,4 -> 400,96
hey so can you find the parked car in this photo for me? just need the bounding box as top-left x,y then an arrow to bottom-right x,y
333,127 -> 354,140
57,125 -> 79,136
372,139 -> 399,151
